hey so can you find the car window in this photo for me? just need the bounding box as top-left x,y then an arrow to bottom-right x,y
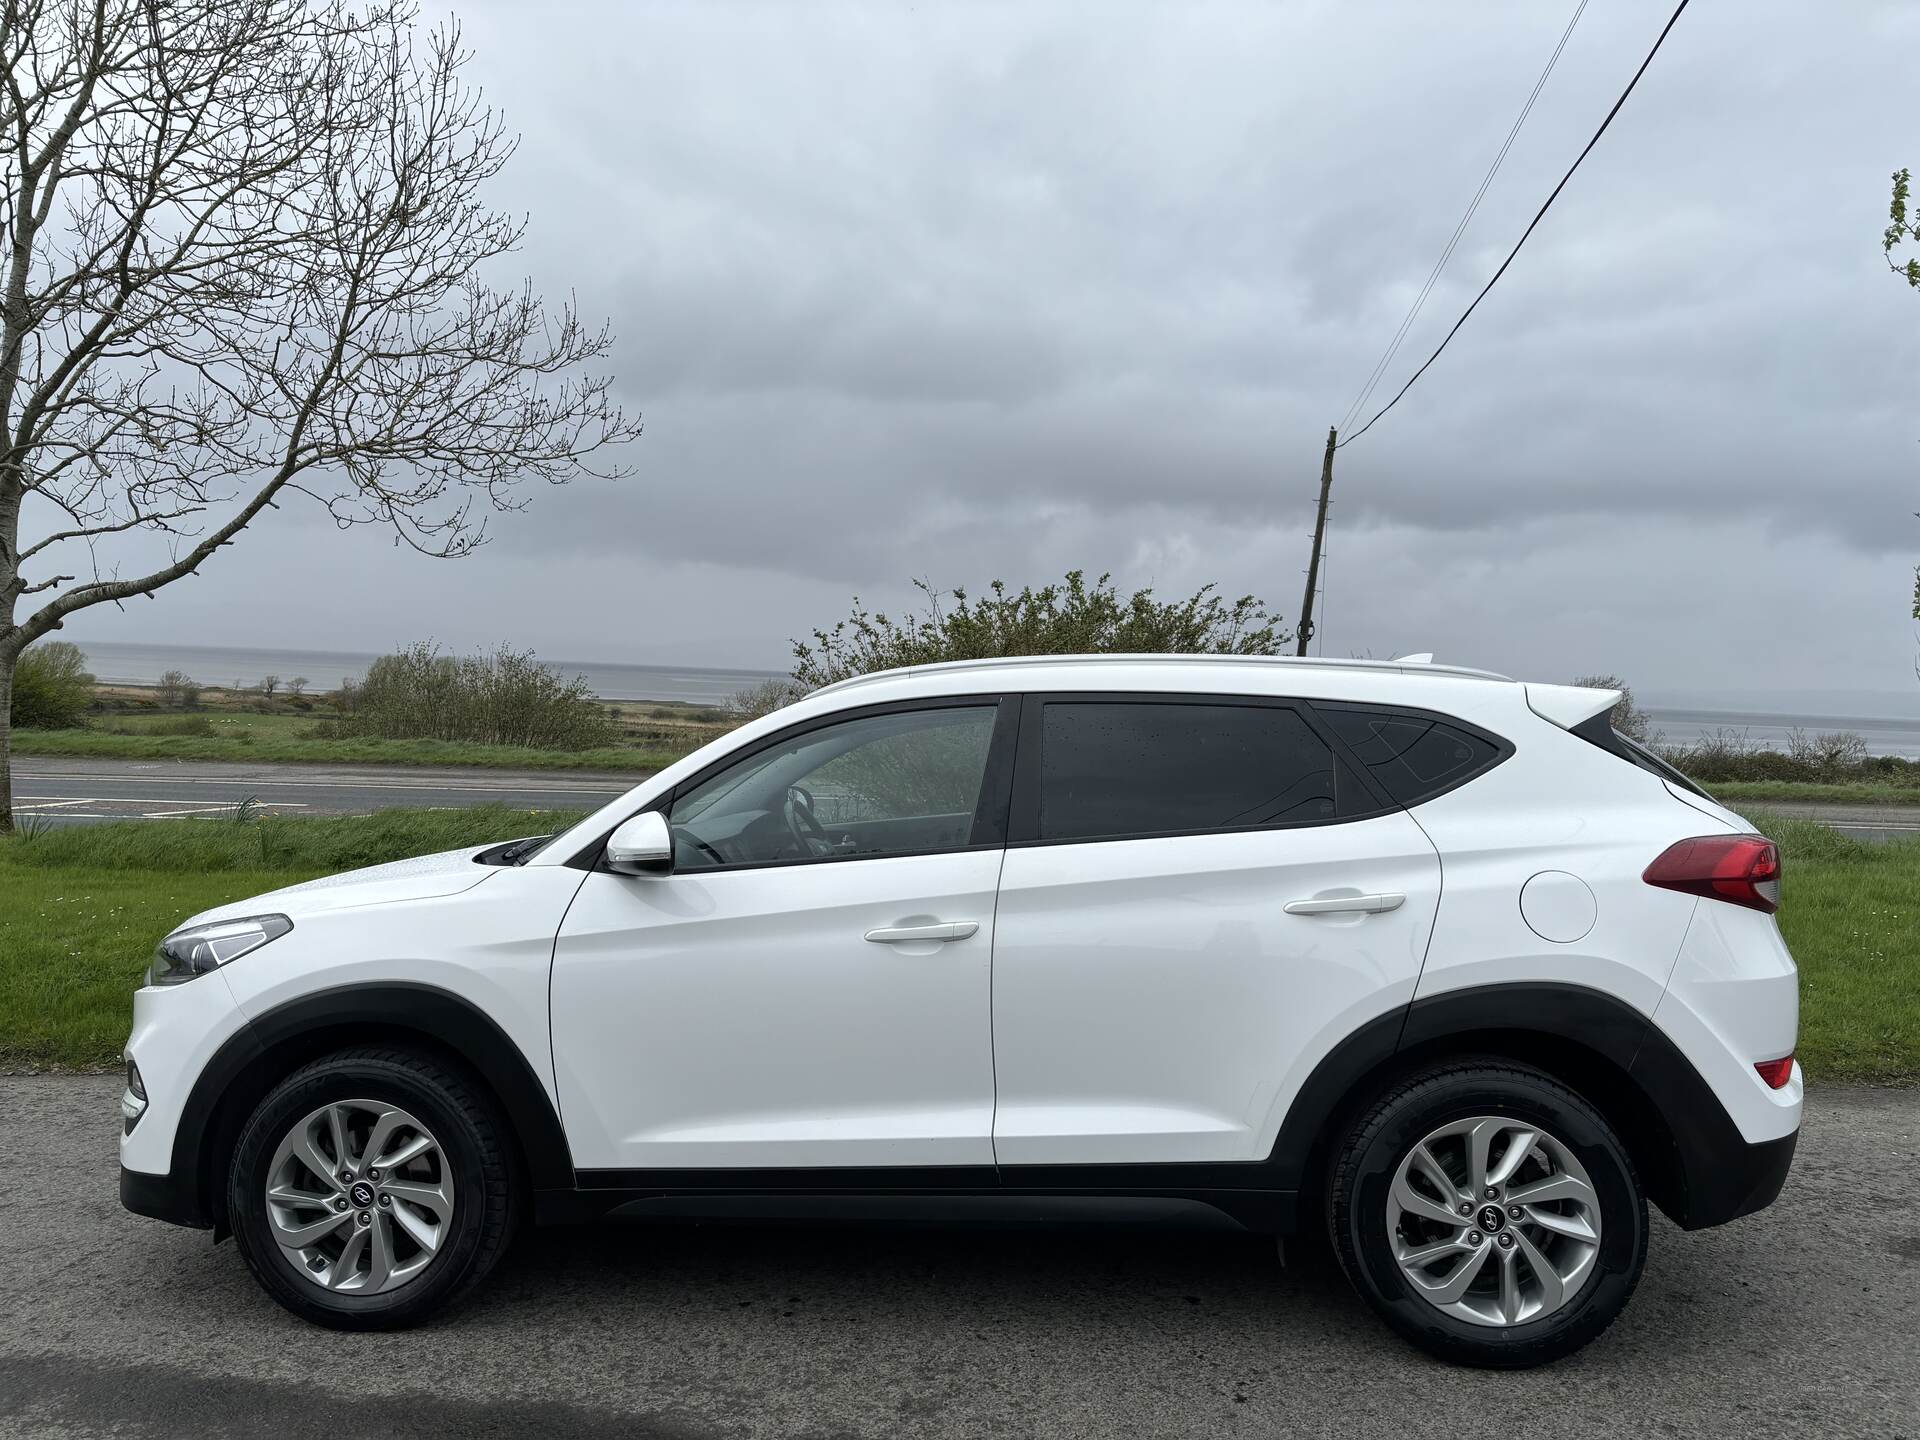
668,706 -> 998,869
1037,701 -> 1337,842
1315,704 -> 1505,806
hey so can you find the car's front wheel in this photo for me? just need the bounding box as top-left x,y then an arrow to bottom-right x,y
226,1047 -> 515,1329
1328,1060 -> 1647,1367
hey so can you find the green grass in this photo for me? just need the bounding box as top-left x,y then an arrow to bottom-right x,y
2,806 -> 1915,1081
1749,812 -> 1920,1086
10,725 -> 676,772
1712,780 -> 1920,806
0,806 -> 585,1070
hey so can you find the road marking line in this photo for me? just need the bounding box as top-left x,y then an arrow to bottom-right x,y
15,771 -> 630,795
141,802 -> 309,817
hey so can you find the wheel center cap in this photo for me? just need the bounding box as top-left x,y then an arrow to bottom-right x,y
1476,1203 -> 1507,1234
349,1181 -> 376,1209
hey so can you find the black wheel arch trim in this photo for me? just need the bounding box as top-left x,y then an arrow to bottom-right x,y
163,981 -> 574,1229
987,981 -> 1787,1233
1386,980 -> 1788,1230
131,979 -> 1785,1238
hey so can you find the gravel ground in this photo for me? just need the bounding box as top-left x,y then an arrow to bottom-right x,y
0,1074 -> 1914,1439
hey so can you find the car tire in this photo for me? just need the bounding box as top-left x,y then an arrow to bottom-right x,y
226,1046 -> 516,1330
1327,1059 -> 1647,1368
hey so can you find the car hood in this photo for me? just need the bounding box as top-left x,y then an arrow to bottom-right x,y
173,844 -> 501,931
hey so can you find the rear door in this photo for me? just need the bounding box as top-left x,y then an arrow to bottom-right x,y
989,693 -> 1444,1167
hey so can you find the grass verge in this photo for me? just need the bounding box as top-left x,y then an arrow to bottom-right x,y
10,726 -> 677,772
2,806 -> 1914,1082
1748,812 -> 1919,1087
1712,780 -> 1920,807
0,806 -> 582,1070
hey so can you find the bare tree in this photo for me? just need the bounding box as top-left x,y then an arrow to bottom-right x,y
286,675 -> 307,698
1572,673 -> 1652,743
154,667 -> 192,708
0,1 -> 640,828
259,674 -> 280,699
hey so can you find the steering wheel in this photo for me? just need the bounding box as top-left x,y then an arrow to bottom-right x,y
782,785 -> 835,857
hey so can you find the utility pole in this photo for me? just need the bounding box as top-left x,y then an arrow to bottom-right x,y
1295,426 -> 1336,656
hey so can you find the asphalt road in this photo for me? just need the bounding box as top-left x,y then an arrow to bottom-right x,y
1752,800 -> 1920,844
14,756 -> 1920,842
0,1076 -> 1913,1439
10,756 -> 638,825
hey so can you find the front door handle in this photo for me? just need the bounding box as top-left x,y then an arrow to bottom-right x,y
1283,892 -> 1406,916
864,921 -> 980,944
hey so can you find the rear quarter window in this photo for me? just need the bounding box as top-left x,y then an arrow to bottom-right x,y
1314,703 -> 1508,807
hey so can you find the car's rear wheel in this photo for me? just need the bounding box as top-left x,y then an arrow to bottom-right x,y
226,1047 -> 515,1329
1328,1060 -> 1647,1367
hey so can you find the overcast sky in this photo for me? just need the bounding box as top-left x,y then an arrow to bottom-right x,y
55,0 -> 1920,701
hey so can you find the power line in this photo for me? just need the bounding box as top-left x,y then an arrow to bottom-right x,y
1337,0 -> 1691,450
1338,0 -> 1589,437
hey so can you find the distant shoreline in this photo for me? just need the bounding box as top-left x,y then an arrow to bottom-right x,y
61,638 -> 783,708
46,637 -> 1920,756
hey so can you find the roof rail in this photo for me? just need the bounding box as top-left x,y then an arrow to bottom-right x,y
807,652 -> 1514,698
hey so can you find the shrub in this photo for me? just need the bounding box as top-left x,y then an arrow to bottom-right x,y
791,571 -> 1289,689
337,641 -> 619,750
1657,727 -> 1887,785
9,640 -> 94,729
725,677 -> 806,720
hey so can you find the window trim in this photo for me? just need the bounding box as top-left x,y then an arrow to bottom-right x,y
571,694 -> 1019,875
1305,698 -> 1515,810
1005,691 -> 1368,848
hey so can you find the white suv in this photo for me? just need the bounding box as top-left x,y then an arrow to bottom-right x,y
119,655 -> 1800,1366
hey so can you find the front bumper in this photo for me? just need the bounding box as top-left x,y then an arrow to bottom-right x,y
120,1164 -> 211,1230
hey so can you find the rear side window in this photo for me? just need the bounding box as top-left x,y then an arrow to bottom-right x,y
1037,701 -> 1338,841
1315,704 -> 1505,807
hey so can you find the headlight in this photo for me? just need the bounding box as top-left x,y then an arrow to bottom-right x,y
148,914 -> 293,986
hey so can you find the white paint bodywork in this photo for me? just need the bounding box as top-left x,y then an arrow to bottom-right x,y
122,654 -> 1801,1185
550,852 -> 1002,1169
990,810 -> 1441,1165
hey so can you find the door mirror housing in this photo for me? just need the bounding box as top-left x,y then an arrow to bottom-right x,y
606,811 -> 674,874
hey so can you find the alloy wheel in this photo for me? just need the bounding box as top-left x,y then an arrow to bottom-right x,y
1386,1114 -> 1602,1327
263,1098 -> 455,1295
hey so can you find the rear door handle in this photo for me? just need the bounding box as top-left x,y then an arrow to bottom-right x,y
1284,893 -> 1406,916
864,921 -> 980,944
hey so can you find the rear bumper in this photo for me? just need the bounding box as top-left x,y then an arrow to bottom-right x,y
1672,1126 -> 1797,1229
120,1165 -> 211,1231
1628,1026 -> 1799,1229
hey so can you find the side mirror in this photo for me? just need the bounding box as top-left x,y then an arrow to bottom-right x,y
605,811 -> 674,875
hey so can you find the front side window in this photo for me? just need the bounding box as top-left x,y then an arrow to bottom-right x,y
1037,701 -> 1337,842
668,705 -> 998,869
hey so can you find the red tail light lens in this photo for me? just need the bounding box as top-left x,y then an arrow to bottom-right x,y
1643,834 -> 1781,913
1754,1056 -> 1795,1089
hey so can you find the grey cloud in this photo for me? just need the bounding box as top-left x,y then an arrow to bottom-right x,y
46,0 -> 1920,698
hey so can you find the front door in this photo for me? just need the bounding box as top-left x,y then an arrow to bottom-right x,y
550,699 -> 1014,1172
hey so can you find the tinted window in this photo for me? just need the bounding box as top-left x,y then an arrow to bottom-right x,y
1038,702 -> 1336,842
1316,705 -> 1503,806
669,706 -> 997,869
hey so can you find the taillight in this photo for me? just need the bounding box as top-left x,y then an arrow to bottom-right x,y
1643,834 -> 1781,914
1754,1056 -> 1795,1089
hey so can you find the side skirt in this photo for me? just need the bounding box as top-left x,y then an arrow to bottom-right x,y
539,1168 -> 1294,1233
